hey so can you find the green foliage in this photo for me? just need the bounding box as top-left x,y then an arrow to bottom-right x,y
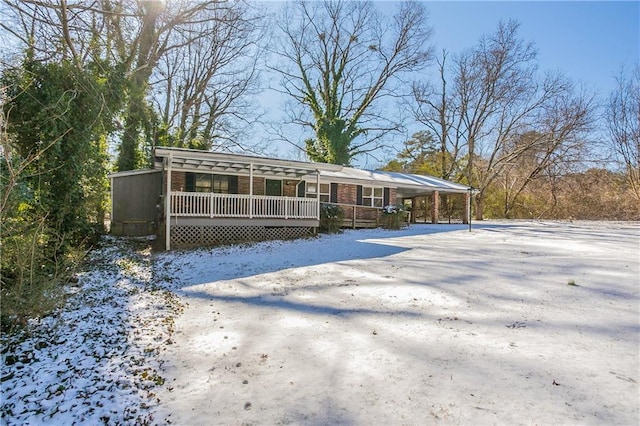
319,203 -> 344,234
305,116 -> 361,165
397,131 -> 437,170
1,57 -> 120,330
380,159 -> 404,172
382,131 -> 458,180
118,90 -> 157,171
2,58 -> 118,240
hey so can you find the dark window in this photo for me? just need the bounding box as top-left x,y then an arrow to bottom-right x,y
212,175 -> 228,193
186,173 -> 238,194
195,174 -> 213,192
228,175 -> 238,194
330,183 -> 338,203
185,173 -> 195,192
266,179 -> 282,196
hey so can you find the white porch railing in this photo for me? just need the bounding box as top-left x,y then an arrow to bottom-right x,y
170,191 -> 319,219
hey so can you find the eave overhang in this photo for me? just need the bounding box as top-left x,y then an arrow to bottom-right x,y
154,147 -> 342,178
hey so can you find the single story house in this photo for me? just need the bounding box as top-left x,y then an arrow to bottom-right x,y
110,147 -> 471,249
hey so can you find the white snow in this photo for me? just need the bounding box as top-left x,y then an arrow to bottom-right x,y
2,221 -> 639,425
1,239 -> 182,425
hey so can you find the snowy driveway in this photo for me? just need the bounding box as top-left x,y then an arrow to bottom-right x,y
154,221 -> 639,425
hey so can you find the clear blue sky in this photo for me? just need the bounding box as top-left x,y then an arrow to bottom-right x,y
262,0 -> 639,96
417,0 -> 639,96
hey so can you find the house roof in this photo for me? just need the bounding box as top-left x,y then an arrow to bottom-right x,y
154,147 -> 341,178
145,147 -> 470,196
375,171 -> 471,194
319,167 -> 470,196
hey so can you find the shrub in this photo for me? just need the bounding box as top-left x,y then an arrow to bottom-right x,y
319,203 -> 344,234
0,216 -> 82,332
382,204 -> 408,230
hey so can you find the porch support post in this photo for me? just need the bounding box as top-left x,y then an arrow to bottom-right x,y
165,154 -> 172,251
431,191 -> 439,224
249,163 -> 254,218
352,206 -> 356,229
316,169 -> 321,220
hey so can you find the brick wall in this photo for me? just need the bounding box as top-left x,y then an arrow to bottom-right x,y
170,171 -> 186,192
389,188 -> 397,205
253,177 -> 265,195
283,180 -> 300,197
337,183 -> 357,205
235,175 -> 268,195
238,176 -> 250,195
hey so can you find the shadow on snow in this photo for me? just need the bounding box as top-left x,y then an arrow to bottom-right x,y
157,223 -> 496,288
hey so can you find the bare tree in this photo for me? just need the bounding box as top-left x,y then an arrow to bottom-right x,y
413,20 -> 595,219
412,50 -> 464,180
272,0 -> 433,165
1,0 -> 264,170
498,84 -> 594,217
607,65 -> 640,200
151,2 -> 263,152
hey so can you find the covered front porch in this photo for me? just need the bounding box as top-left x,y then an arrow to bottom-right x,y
166,193 -> 321,248
157,148 -> 342,249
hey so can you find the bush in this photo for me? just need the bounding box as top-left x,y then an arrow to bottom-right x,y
382,204 -> 408,230
0,216 -> 82,332
319,203 -> 344,234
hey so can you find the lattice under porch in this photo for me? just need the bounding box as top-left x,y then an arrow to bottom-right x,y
170,224 -> 316,248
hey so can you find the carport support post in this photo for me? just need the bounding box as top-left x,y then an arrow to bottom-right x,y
165,154 -> 172,251
109,175 -> 114,231
410,197 -> 416,223
464,188 -> 472,230
431,191 -> 439,224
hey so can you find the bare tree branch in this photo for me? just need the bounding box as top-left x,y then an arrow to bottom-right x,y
607,64 -> 640,200
271,0 -> 433,165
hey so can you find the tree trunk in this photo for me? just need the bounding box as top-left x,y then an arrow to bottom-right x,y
116,1 -> 162,171
474,191 -> 484,220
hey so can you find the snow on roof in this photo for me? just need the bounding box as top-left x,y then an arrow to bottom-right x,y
375,170 -> 470,193
320,167 -> 470,194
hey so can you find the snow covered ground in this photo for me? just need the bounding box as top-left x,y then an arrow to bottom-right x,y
2,221 -> 639,425
1,238 -> 183,425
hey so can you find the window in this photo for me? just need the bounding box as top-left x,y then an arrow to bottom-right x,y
195,174 -> 212,192
188,173 -> 237,194
306,182 -> 330,202
213,175 -> 230,193
265,179 -> 282,196
362,186 -> 383,207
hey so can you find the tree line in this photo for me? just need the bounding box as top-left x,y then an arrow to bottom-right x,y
1,0 -> 638,328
